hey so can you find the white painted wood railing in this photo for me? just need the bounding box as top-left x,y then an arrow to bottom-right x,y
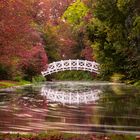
41,59 -> 99,76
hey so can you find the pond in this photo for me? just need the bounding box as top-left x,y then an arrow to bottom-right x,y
0,81 -> 140,135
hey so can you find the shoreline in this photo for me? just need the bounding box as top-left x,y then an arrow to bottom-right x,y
0,80 -> 32,91
0,84 -> 32,92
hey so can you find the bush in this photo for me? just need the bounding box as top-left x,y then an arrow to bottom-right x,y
13,76 -> 23,82
32,75 -> 46,83
0,64 -> 9,80
134,80 -> 140,87
110,73 -> 125,82
52,70 -> 96,81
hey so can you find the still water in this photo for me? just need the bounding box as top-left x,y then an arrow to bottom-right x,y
0,81 -> 140,135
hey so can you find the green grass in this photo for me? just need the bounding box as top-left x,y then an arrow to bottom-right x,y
0,80 -> 31,89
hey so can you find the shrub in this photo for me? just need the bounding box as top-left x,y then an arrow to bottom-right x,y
32,75 -> 46,83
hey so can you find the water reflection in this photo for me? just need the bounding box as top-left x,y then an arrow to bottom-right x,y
0,82 -> 140,134
41,86 -> 101,104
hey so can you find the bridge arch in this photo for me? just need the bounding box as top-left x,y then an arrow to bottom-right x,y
41,59 -> 99,76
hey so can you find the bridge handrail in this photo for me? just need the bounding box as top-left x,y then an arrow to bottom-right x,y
41,59 -> 99,76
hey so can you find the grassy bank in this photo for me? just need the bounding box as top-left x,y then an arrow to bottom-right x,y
0,80 -> 31,89
0,132 -> 138,140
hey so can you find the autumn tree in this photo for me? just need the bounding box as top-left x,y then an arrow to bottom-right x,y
0,0 -> 47,80
62,0 -> 95,61
30,0 -> 74,25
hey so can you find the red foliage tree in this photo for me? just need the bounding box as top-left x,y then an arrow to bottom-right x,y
0,0 -> 48,80
21,44 -> 48,80
57,22 -> 78,59
81,45 -> 95,61
31,0 -> 74,24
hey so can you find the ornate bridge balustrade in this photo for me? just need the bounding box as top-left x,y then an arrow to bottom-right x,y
41,59 -> 99,76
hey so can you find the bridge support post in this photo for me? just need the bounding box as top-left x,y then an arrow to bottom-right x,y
76,59 -> 79,70
84,60 -> 87,71
69,59 -> 71,70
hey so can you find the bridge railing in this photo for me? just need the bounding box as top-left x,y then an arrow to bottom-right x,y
41,59 -> 99,76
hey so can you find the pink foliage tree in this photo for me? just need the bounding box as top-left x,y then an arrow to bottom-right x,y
0,0 -> 48,80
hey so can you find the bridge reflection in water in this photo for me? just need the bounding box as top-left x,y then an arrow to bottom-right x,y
40,84 -> 103,133
41,86 -> 101,105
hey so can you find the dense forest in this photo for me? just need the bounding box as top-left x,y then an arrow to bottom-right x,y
0,0 -> 140,83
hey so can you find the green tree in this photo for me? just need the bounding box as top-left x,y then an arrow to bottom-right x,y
86,0 -> 140,81
42,24 -> 61,63
62,0 -> 89,25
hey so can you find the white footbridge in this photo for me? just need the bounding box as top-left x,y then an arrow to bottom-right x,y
41,59 -> 99,76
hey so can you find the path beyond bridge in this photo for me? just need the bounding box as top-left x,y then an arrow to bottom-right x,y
41,59 -> 99,76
